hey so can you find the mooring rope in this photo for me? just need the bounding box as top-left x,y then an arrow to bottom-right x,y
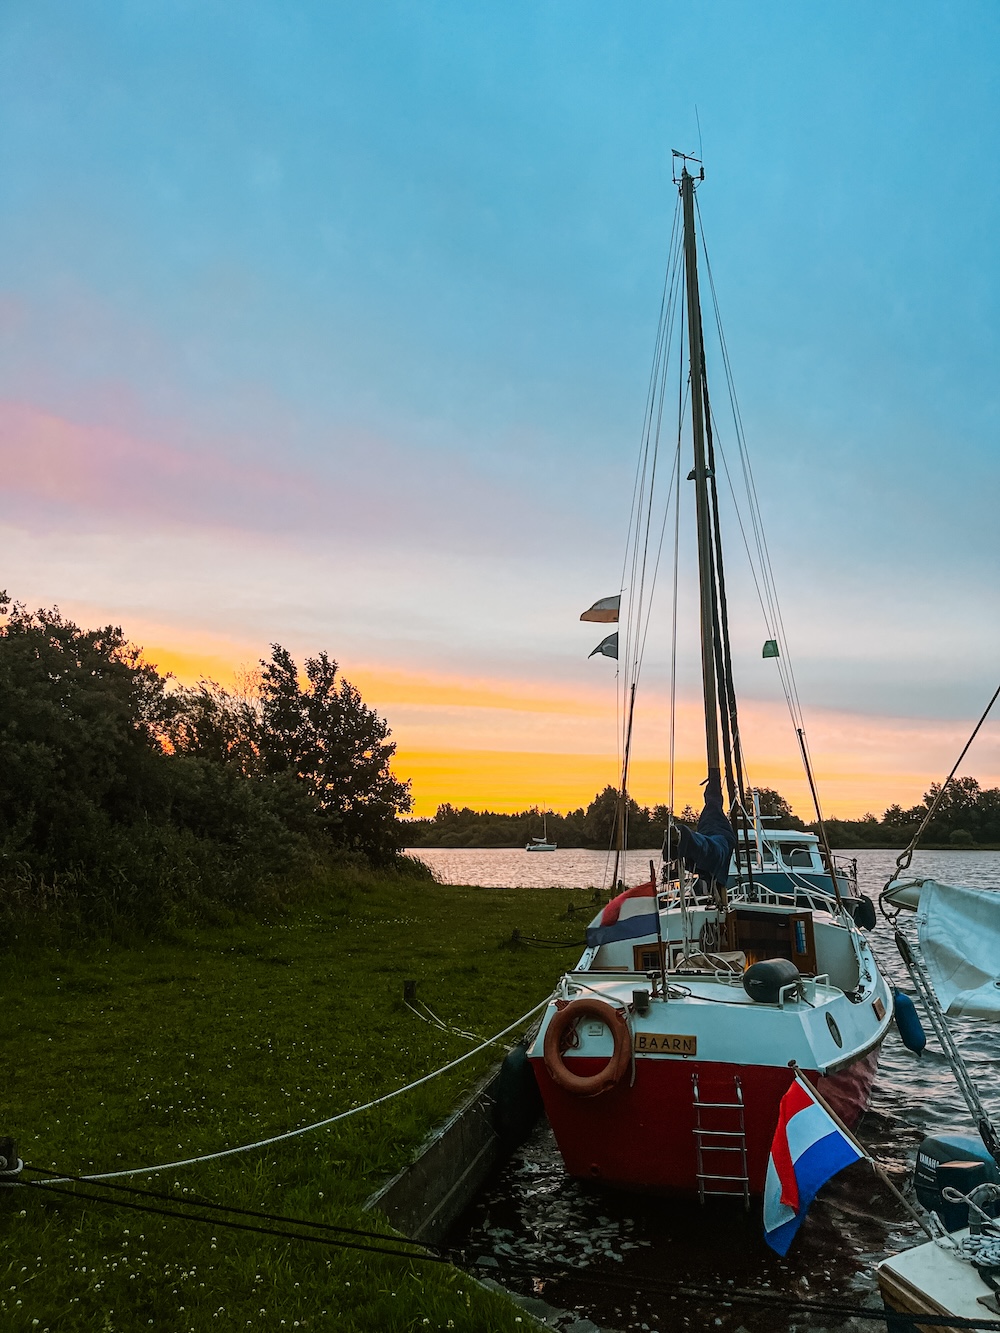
32,997 -> 550,1184
883,678 -> 1000,899
13,1172 -> 1000,1333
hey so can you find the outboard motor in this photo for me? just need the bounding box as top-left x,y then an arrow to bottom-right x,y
743,958 -> 802,1004
913,1133 -> 1000,1232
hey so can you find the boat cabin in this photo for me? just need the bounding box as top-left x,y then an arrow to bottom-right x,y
734,828 -> 823,873
587,897 -> 863,997
725,827 -> 858,904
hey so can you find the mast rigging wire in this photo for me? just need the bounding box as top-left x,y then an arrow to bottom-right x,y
607,195 -> 687,885
612,175 -> 833,873
693,195 -> 841,856
882,679 -> 1000,894
696,198 -> 807,734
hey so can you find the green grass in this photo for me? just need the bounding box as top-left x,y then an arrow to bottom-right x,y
2,868 -> 591,1331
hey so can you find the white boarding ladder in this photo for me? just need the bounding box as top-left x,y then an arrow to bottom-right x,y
691,1071 -> 750,1208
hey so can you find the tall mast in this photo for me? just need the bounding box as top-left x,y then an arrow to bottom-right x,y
680,163 -> 721,778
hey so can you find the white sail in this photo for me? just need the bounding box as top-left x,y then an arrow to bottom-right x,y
917,880 -> 1000,1021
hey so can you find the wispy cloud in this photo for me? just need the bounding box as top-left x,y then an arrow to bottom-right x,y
0,399 -> 345,538
0,398 -> 587,565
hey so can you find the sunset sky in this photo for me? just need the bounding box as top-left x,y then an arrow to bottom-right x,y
3,2 -> 999,819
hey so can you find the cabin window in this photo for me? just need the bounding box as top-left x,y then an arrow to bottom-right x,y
780,844 -> 813,869
725,909 -> 817,974
633,942 -> 668,972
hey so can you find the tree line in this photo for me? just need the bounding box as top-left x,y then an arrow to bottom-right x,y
406,787 -> 799,849
823,777 -> 1000,848
5,591 -> 994,937
0,594 -> 420,935
407,779 -> 1000,850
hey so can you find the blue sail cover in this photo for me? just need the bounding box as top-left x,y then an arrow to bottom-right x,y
677,770 -> 736,887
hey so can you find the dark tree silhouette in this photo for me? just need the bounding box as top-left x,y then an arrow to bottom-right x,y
1,592 -> 417,930
256,646 -> 412,862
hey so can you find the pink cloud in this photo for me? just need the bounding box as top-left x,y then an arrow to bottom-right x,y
0,398 -> 566,561
0,399 -> 333,536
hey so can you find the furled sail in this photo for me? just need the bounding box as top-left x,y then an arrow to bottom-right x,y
916,881 -> 1000,1021
673,770 -> 737,887
580,595 -> 620,623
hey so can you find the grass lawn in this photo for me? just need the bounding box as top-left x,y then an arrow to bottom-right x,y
2,867 -> 593,1331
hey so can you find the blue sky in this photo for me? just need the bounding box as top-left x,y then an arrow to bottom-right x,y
2,2 -> 998,813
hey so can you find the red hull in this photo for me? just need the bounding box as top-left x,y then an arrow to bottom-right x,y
530,1046 -> 879,1195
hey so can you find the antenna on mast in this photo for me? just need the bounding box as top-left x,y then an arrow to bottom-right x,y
671,149 -> 704,185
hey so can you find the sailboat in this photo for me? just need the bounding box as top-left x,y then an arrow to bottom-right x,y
526,811 -> 557,852
725,793 -> 873,923
527,158 -> 891,1198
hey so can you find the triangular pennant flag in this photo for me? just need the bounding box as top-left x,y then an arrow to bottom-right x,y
588,632 -> 618,660
580,595 -> 620,623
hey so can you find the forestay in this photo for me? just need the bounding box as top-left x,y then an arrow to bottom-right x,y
916,880 -> 1000,1021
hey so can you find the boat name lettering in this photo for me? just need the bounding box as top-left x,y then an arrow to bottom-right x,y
633,1033 -> 697,1056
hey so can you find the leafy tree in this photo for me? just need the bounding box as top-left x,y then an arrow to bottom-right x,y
162,680 -> 260,774
582,786 -> 621,846
753,787 -> 796,821
882,802 -> 926,830
407,774 -> 1000,853
0,594 -> 169,870
255,645 -> 412,863
582,787 -> 655,848
0,592 -> 416,931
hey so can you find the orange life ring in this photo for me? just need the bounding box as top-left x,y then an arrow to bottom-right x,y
542,997 -> 631,1097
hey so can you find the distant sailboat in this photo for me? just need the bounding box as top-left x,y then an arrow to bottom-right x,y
526,811 -> 557,852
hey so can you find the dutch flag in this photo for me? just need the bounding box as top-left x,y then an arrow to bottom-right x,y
763,1075 -> 864,1255
585,878 -> 658,947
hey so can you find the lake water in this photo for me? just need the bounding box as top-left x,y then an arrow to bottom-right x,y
416,848 -> 1000,1333
407,845 -> 666,890
407,844 -> 1000,894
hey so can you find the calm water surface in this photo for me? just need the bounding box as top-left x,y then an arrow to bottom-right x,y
407,844 -> 1000,895
407,845 -> 666,890
416,849 -> 1000,1333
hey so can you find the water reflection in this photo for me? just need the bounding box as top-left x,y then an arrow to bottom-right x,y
408,845 -> 1000,894
407,845 -> 664,891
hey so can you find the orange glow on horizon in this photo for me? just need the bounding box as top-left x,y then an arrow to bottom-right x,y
139,641 -> 607,717
141,642 -> 252,686
391,747 -> 970,822
116,630 -> 1000,825
347,667 -> 608,718
393,749 -> 708,818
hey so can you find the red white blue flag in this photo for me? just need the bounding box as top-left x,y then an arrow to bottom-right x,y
763,1076 -> 863,1255
586,878 -> 658,947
